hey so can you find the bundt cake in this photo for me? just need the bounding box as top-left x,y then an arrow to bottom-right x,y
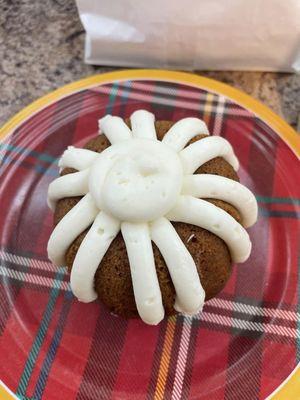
47,110 -> 257,325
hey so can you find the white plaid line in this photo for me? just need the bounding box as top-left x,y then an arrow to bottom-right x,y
1,263 -> 297,338
0,265 -> 71,291
212,96 -> 226,136
0,251 -> 56,272
171,316 -> 193,400
1,251 -> 298,321
0,251 -> 298,338
92,86 -> 251,117
207,297 -> 300,322
121,81 -> 209,101
198,312 -> 299,339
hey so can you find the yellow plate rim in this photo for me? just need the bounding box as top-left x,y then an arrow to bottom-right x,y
0,69 -> 299,399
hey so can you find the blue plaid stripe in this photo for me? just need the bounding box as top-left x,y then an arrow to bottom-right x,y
16,268 -> 66,396
33,290 -> 73,399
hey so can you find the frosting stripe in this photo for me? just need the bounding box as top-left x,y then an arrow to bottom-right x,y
47,169 -> 90,210
130,110 -> 157,139
162,118 -> 209,151
167,195 -> 251,263
70,211 -> 120,302
179,136 -> 239,174
99,115 -> 132,143
47,193 -> 99,265
59,146 -> 99,171
182,174 -> 258,228
151,217 -> 205,314
121,222 -> 164,325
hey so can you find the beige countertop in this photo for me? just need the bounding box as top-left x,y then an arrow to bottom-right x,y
1,0 -> 299,131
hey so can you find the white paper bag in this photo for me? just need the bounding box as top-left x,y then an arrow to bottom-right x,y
76,0 -> 300,72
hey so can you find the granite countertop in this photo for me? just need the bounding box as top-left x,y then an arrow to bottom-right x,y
1,0 -> 299,131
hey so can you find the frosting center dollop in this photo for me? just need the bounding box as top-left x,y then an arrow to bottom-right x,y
89,138 -> 183,222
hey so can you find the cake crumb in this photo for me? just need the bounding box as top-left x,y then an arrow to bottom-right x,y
187,234 -> 195,243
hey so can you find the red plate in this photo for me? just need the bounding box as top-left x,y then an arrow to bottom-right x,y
0,70 -> 299,400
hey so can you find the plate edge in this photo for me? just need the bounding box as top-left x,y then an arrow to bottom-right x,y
0,69 -> 299,399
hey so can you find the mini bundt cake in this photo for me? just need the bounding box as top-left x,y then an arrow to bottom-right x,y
47,110 -> 257,325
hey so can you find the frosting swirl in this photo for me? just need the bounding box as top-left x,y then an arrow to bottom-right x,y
89,138 -> 183,222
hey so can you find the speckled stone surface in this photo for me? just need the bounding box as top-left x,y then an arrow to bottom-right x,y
1,0 -> 299,131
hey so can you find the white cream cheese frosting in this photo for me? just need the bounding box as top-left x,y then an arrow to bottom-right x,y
47,110 -> 258,325
89,138 -> 183,222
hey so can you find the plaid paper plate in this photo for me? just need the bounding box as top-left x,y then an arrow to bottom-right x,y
0,70 -> 299,400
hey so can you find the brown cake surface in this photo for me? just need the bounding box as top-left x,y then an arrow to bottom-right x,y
54,120 -> 241,318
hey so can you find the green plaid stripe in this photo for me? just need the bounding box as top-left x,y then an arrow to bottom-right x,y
16,269 -> 66,396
